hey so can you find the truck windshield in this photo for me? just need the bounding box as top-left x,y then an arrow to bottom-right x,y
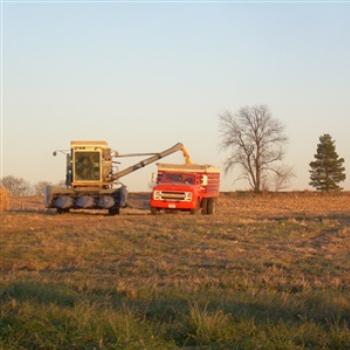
159,173 -> 195,185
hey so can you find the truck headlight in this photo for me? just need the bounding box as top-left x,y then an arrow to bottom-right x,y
153,190 -> 162,200
185,192 -> 192,201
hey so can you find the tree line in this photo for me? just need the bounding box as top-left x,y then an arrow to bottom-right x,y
219,105 -> 346,192
0,177 -> 63,197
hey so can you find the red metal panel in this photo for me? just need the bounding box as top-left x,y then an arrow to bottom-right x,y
201,172 -> 220,197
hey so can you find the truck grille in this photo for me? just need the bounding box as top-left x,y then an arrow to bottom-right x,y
153,191 -> 192,202
161,191 -> 186,201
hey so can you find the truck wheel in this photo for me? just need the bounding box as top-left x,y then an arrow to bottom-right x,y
207,199 -> 216,215
201,199 -> 208,215
150,207 -> 160,215
108,207 -> 120,215
191,200 -> 202,215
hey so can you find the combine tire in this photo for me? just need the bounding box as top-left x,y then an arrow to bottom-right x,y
206,198 -> 216,215
108,207 -> 120,215
57,208 -> 70,214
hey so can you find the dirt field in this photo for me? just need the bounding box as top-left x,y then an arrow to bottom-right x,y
1,192 -> 350,349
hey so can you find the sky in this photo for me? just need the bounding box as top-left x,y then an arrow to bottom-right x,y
2,1 -> 350,191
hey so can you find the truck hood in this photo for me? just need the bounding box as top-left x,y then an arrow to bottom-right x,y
153,183 -> 199,192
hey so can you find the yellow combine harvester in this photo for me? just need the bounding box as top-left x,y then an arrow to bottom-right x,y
45,141 -> 192,215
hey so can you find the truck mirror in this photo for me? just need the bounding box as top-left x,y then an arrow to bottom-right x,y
201,175 -> 208,186
53,151 -> 57,157
151,172 -> 157,183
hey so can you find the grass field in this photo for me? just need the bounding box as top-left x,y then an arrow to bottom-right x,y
1,192 -> 350,349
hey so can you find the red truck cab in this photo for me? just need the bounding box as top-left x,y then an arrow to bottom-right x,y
150,163 -> 220,215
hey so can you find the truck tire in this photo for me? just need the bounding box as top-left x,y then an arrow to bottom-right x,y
201,199 -> 208,215
190,202 -> 201,215
150,207 -> 160,215
108,207 -> 120,215
207,198 -> 216,215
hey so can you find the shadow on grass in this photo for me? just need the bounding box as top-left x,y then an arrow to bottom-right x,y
0,281 -> 131,308
140,293 -> 350,326
8,207 -> 151,216
2,281 -> 350,327
1,281 -> 78,306
9,208 -> 56,215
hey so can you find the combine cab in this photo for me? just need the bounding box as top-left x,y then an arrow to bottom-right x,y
45,141 -> 192,215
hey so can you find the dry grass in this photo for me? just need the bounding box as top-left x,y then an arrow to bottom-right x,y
1,192 -> 350,349
219,191 -> 350,218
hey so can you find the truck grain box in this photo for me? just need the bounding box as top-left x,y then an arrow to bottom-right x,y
150,163 -> 220,215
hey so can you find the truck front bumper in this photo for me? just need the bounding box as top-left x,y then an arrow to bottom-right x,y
150,199 -> 197,210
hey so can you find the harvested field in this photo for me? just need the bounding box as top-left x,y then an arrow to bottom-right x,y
1,192 -> 350,349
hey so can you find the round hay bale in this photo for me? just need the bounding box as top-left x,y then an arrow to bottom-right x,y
0,186 -> 10,212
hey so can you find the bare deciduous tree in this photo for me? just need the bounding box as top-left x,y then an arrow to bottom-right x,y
270,165 -> 295,192
219,105 -> 288,193
0,176 -> 32,196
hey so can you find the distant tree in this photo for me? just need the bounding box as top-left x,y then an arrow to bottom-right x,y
0,176 -> 32,196
219,105 -> 288,193
34,181 -> 52,196
309,134 -> 346,192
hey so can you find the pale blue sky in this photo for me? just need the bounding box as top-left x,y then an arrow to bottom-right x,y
2,1 -> 350,191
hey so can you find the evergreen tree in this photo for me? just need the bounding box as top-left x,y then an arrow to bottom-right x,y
309,134 -> 346,191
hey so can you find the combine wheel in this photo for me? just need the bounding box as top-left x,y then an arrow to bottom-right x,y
57,208 -> 70,214
206,198 -> 216,215
108,207 -> 120,216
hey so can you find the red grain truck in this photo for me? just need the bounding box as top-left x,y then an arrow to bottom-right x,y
150,163 -> 220,215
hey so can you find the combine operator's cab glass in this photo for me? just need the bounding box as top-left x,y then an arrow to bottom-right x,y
75,152 -> 100,181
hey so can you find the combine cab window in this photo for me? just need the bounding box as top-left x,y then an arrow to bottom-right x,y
75,152 -> 100,181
